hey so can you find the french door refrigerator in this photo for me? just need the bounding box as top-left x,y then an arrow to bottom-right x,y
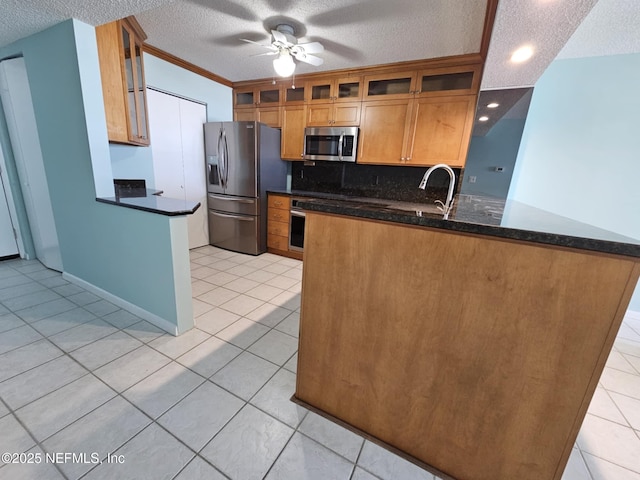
204,121 -> 286,255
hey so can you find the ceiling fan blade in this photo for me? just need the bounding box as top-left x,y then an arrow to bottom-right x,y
296,42 -> 324,54
241,39 -> 278,51
293,52 -> 324,66
251,51 -> 279,57
271,29 -> 291,46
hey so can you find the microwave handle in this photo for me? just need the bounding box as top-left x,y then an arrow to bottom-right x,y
337,133 -> 344,160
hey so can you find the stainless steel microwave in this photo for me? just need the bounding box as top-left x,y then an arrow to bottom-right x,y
303,126 -> 359,162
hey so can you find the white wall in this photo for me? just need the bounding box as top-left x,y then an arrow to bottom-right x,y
508,53 -> 640,311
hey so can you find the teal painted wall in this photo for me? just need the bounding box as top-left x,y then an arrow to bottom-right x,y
460,118 -> 526,197
144,54 -> 232,122
0,20 -> 190,330
110,53 -> 232,185
508,53 -> 640,311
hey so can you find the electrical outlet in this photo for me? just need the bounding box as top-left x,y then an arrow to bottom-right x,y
469,176 -> 477,183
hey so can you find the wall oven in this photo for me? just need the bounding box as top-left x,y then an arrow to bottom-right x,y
303,126 -> 359,162
289,198 -> 305,252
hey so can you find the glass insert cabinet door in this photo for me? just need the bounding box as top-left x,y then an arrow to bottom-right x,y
121,23 -> 149,144
307,77 -> 362,103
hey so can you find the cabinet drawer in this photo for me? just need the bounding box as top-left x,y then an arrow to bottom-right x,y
268,208 -> 289,223
268,220 -> 290,237
268,234 -> 289,251
268,194 -> 290,209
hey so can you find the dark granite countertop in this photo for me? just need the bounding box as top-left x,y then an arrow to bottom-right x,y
96,189 -> 200,216
277,190 -> 640,258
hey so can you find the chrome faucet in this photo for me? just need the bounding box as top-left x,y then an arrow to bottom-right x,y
418,164 -> 456,219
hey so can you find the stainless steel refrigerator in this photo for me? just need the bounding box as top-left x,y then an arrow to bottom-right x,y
204,121 -> 286,255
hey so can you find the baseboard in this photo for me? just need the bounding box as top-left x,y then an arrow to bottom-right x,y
62,272 -> 179,336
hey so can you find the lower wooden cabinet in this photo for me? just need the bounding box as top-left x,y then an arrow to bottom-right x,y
267,194 -> 290,253
267,194 -> 302,260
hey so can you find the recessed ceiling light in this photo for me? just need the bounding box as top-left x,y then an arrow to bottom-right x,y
479,116 -> 489,122
511,46 -> 534,63
487,102 -> 499,108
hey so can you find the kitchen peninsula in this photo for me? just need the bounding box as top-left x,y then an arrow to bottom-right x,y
294,195 -> 640,480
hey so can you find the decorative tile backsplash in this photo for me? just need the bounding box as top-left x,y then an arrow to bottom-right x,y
291,162 -> 462,203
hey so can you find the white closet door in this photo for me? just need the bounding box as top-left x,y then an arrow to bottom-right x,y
148,89 -> 208,249
149,90 -> 184,199
178,97 -> 207,249
0,173 -> 18,257
0,58 -> 63,271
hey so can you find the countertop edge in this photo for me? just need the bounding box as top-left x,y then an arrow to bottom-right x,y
96,196 -> 201,217
298,199 -> 640,259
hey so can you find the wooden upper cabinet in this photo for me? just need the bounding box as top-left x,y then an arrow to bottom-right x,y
357,99 -> 413,165
234,86 -> 256,108
357,94 -> 476,167
283,85 -> 306,104
363,72 -> 418,101
406,95 -> 476,168
234,84 -> 280,108
307,102 -> 361,127
233,84 -> 282,127
256,106 -> 282,128
281,105 -> 306,161
233,109 -> 256,122
96,17 -> 150,146
415,65 -> 481,98
306,76 -> 362,103
233,60 -> 482,166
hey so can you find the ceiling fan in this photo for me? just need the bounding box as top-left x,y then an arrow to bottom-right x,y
242,24 -> 324,77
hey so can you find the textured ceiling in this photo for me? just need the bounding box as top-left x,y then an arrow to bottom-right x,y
0,0 -> 170,47
135,0 -> 487,82
557,0 -> 640,59
480,0 -> 598,89
0,0 -> 638,88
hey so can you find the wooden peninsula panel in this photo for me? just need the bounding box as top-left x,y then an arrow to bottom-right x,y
296,212 -> 640,480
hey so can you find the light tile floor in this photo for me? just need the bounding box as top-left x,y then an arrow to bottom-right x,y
0,246 -> 639,479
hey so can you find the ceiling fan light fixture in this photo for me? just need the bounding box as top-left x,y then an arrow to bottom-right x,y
273,50 -> 295,77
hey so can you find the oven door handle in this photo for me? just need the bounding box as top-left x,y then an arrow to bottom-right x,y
290,210 -> 306,218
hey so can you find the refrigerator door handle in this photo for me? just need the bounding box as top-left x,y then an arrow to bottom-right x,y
217,128 -> 226,189
210,211 -> 255,222
222,130 -> 230,187
208,194 -> 255,204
